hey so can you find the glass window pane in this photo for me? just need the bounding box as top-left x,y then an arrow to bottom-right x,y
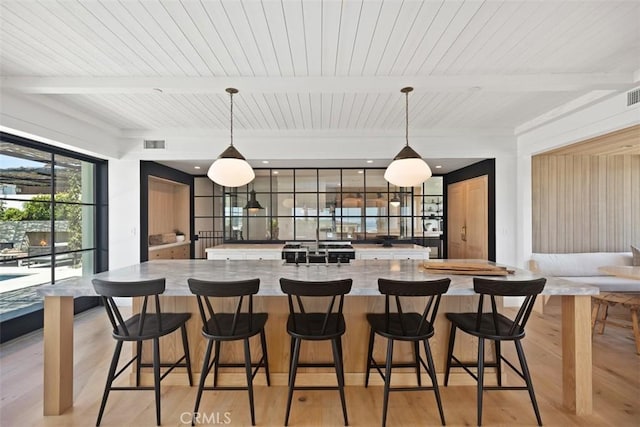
194,177 -> 213,196
365,169 -> 387,189
0,142 -> 52,194
273,193 -> 295,216
54,155 -> 95,204
342,169 -> 364,189
252,170 -> 271,192
319,193 -> 339,216
294,217 -> 317,240
272,169 -> 293,192
194,197 -> 213,217
294,194 -> 317,216
318,169 -> 341,192
55,249 -> 95,280
54,204 -> 95,251
295,170 -> 317,192
274,217 -> 293,241
246,216 -> 270,240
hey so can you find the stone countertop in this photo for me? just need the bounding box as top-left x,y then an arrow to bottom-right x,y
206,243 -> 428,251
37,259 -> 598,297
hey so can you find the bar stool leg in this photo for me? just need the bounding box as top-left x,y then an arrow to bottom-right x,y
494,340 -> 502,387
260,329 -> 271,386
515,340 -> 542,426
381,339 -> 394,427
413,341 -> 422,386
193,340 -> 214,426
153,337 -> 161,426
96,340 -> 123,426
444,323 -> 457,386
213,341 -> 222,387
423,339 -> 445,425
135,341 -> 142,387
477,338 -> 485,426
365,328 -> 375,387
243,338 -> 256,426
332,338 -> 349,426
181,325 -> 193,386
285,337 -> 301,426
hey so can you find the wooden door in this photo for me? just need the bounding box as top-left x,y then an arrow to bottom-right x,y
447,175 -> 488,259
447,181 -> 466,259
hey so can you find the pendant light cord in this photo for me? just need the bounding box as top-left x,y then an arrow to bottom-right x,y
229,90 -> 234,147
405,89 -> 409,147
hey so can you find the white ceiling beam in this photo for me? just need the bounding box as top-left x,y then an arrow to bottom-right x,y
1,73 -> 633,94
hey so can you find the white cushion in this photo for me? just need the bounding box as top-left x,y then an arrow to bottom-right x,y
530,252 -> 632,276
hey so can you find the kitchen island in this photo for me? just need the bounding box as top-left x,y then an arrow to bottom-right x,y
38,259 -> 596,416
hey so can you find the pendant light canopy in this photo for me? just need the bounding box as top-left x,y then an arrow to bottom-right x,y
384,87 -> 432,187
244,189 -> 264,213
207,88 -> 255,187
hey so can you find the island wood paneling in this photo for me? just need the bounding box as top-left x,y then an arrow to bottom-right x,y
532,153 -> 640,253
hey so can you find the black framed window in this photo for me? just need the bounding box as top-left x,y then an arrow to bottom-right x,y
0,132 -> 108,342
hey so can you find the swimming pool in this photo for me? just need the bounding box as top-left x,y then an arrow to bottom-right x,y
0,274 -> 26,281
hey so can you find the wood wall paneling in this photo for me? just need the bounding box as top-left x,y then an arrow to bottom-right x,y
532,153 -> 640,253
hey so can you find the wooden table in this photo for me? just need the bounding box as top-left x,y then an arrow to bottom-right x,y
598,265 -> 640,280
37,259 -> 598,417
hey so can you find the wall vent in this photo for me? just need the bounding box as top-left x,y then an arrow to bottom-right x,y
628,88 -> 640,106
143,140 -> 165,149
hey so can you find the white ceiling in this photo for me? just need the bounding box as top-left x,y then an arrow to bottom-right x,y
0,0 -> 639,171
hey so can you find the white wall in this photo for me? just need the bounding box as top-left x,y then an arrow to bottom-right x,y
515,91 -> 640,267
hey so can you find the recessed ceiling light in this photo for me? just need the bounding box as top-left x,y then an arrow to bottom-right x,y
262,160 -> 269,164
358,170 -> 364,174
435,165 -> 442,169
194,166 -> 201,170
273,171 -> 279,175
366,160 -> 374,164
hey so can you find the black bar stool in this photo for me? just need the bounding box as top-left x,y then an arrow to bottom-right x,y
279,278 -> 353,426
92,278 -> 193,426
188,278 -> 270,426
444,277 -> 546,426
365,278 -> 451,427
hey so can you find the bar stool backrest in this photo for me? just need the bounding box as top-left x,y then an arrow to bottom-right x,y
279,278 -> 353,336
378,278 -> 451,336
92,277 -> 166,338
472,277 -> 546,337
188,278 -> 260,337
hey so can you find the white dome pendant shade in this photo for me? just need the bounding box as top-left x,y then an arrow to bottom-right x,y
384,87 -> 432,187
207,88 -> 255,187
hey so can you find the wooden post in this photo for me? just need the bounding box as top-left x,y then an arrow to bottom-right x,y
43,296 -> 74,415
561,295 -> 593,415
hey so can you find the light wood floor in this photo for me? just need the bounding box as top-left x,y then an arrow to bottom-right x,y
1,298 -> 638,426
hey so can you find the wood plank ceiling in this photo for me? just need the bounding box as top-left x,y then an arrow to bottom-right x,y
0,1 -> 638,135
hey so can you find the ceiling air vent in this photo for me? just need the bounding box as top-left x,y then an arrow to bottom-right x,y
143,140 -> 165,149
628,88 -> 640,106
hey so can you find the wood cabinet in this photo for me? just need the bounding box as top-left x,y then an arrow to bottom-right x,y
148,242 -> 190,260
447,175 -> 488,259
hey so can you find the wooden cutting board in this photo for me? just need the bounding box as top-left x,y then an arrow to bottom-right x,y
423,261 -> 514,275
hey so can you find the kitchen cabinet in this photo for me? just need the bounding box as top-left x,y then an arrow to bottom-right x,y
148,242 -> 191,260
206,244 -> 282,260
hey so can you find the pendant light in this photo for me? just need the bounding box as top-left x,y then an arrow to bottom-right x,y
207,88 -> 255,187
390,192 -> 401,207
384,87 -> 432,187
244,189 -> 263,214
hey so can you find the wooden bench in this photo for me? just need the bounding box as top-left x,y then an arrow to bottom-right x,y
591,293 -> 640,354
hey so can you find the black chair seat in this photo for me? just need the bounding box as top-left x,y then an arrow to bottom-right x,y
188,278 -> 270,427
366,312 -> 435,341
114,312 -> 192,341
92,278 -> 193,426
280,278 -> 353,426
444,277 -> 546,426
202,313 -> 268,340
286,313 -> 346,340
365,278 -> 450,427
445,312 -> 525,341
